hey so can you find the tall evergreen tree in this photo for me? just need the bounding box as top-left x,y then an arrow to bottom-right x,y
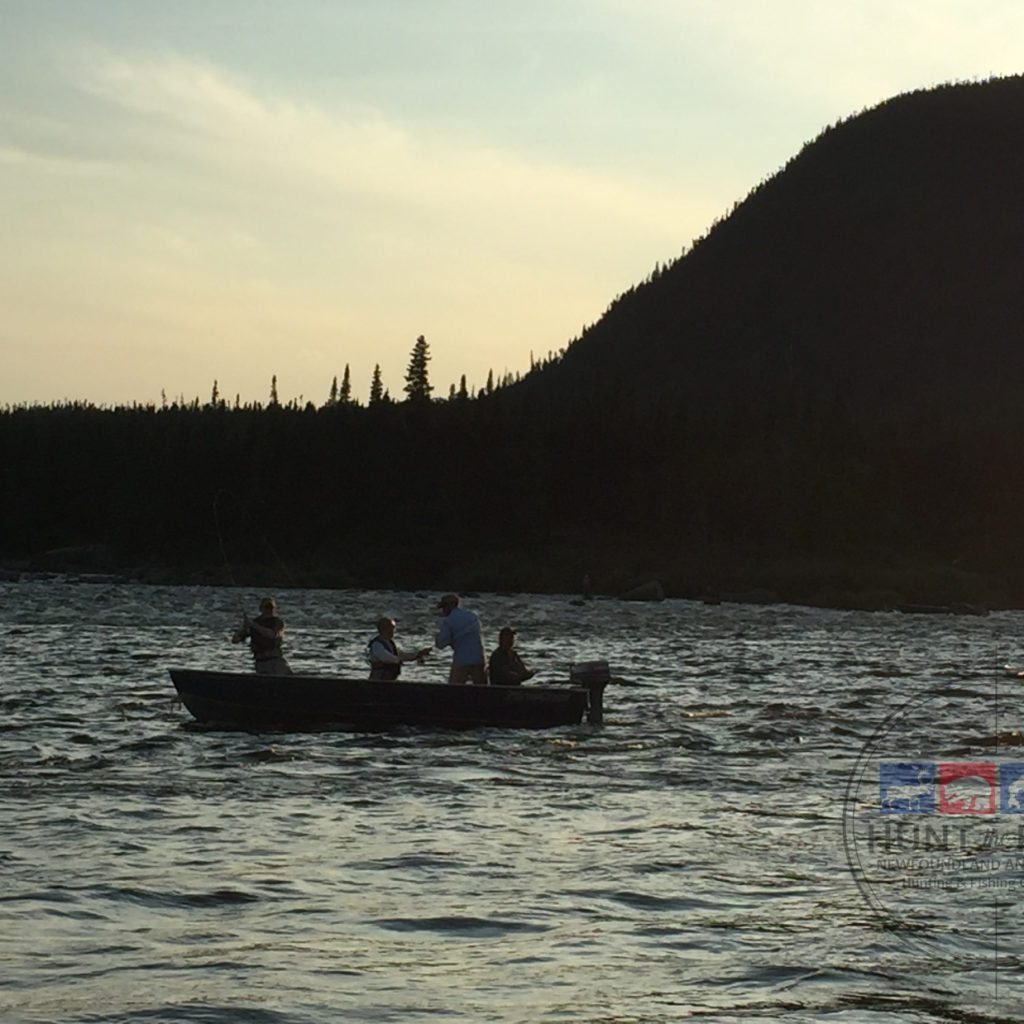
270,375 -> 280,407
340,364 -> 352,404
457,374 -> 469,400
404,335 -> 432,402
369,364 -> 384,405
485,369 -> 494,395
328,376 -> 339,405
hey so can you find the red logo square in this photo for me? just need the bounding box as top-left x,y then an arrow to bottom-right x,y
939,763 -> 996,814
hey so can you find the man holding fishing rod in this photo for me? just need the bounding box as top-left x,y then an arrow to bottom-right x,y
434,594 -> 487,684
233,596 -> 293,675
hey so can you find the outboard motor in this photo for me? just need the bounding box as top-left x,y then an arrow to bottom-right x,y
570,660 -> 611,725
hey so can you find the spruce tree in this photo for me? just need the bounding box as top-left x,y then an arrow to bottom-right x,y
340,364 -> 352,404
369,364 -> 384,405
403,335 -> 432,402
328,376 -> 339,405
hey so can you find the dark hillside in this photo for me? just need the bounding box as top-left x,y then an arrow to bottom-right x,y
531,76 -> 1024,421
509,76 -> 1024,603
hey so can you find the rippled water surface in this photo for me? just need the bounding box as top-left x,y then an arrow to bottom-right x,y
3,580 -> 1024,1022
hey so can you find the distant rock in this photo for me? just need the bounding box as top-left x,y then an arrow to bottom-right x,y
897,602 -> 988,616
722,589 -> 779,606
33,544 -> 119,572
620,580 -> 665,602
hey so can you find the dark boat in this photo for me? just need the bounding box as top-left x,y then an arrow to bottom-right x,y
168,663 -> 609,732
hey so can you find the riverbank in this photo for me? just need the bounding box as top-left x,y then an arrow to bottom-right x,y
1,541 -> 1014,613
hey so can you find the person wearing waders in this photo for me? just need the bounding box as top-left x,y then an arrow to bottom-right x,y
233,596 -> 292,675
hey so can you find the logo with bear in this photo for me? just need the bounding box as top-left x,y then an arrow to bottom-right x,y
879,762 -> 1024,814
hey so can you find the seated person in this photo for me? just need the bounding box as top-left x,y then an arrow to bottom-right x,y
488,627 -> 535,686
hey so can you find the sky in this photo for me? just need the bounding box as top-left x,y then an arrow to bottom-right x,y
2,1 -> 1023,408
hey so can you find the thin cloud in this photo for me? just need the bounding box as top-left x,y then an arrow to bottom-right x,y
72,49 -> 702,237
0,143 -> 118,177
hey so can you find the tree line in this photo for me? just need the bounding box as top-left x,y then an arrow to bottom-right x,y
4,364 -> 1022,609
129,335 -> 566,418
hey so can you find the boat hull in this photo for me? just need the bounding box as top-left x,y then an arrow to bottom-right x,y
169,668 -> 603,732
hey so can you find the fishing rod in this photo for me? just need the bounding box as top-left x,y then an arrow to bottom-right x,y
213,488 -> 241,591
212,489 -> 300,589
213,489 -> 251,645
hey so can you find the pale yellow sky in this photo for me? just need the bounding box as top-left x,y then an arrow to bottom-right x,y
2,1 -> 1022,406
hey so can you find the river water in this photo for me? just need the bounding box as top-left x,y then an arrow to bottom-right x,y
3,580 -> 1024,1022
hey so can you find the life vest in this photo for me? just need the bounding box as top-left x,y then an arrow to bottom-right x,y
368,634 -> 401,679
250,615 -> 284,658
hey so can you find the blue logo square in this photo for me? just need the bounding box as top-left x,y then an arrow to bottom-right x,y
879,762 -> 936,814
1001,763 -> 1024,813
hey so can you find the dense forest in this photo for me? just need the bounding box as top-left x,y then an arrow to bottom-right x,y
7,76 -> 1024,609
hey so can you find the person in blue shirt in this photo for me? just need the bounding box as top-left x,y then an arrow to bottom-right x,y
434,594 -> 486,684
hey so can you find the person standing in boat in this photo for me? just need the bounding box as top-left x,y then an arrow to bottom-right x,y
367,617 -> 430,680
434,594 -> 487,684
488,627 -> 535,686
232,596 -> 292,675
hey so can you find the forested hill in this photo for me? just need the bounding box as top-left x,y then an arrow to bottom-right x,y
6,77 -> 1024,609
526,74 -> 1024,420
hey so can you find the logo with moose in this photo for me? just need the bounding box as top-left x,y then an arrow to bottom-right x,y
879,762 -> 1024,815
